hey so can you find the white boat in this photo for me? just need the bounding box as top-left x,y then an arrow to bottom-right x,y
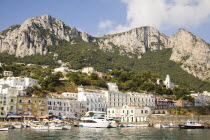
62,125 -> 71,130
79,117 -> 111,128
179,121 -> 204,129
161,124 -> 170,128
107,118 -> 119,128
154,124 -> 162,128
12,124 -> 24,129
31,125 -> 49,130
127,124 -> 149,127
49,123 -> 63,130
0,127 -> 9,131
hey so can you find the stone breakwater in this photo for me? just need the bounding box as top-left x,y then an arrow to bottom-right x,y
148,115 -> 210,126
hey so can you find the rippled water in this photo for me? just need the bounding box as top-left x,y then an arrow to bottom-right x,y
0,127 -> 209,140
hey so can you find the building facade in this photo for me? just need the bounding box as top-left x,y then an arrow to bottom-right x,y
155,97 -> 175,109
163,75 -> 174,89
0,87 -> 19,115
78,91 -> 107,112
16,96 -> 47,117
107,105 -> 152,123
62,92 -> 78,100
0,77 -> 39,90
47,98 -> 85,117
104,91 -> 155,108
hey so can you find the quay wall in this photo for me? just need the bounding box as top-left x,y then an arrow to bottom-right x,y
148,115 -> 210,126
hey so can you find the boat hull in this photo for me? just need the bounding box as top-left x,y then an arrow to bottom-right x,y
0,128 -> 9,131
179,125 -> 204,129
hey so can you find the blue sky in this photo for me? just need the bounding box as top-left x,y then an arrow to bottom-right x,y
1,0 -> 210,43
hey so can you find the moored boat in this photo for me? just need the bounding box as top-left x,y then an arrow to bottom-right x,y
107,118 -> 120,128
31,125 -> 49,130
154,124 -> 162,128
62,125 -> 71,130
127,124 -> 149,127
79,117 -> 111,128
49,123 -> 63,130
0,127 -> 9,131
179,121 -> 204,129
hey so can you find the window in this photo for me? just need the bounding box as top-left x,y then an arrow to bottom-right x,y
131,110 -> 133,113
10,106 -> 13,110
112,110 -> 114,114
11,99 -> 14,103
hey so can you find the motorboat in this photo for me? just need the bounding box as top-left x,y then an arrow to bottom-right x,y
62,125 -> 71,130
106,118 -> 119,128
154,124 -> 162,128
79,117 -> 111,128
49,123 -> 63,130
0,126 -> 9,131
12,124 -> 24,129
162,123 -> 179,128
127,124 -> 149,127
31,125 -> 49,130
161,124 -> 170,128
179,121 -> 204,129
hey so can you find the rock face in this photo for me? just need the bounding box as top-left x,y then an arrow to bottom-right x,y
98,27 -> 210,80
168,29 -> 210,80
0,14 -> 91,57
98,26 -> 168,58
0,15 -> 209,80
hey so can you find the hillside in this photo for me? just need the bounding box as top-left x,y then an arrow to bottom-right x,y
0,15 -> 209,80
0,38 -> 210,92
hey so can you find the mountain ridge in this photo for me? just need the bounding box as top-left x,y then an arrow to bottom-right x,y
0,14 -> 209,80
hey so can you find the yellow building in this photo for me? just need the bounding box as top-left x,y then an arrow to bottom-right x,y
16,96 -> 47,117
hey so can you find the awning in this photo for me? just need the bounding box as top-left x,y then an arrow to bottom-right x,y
7,115 -> 22,119
38,115 -> 57,119
22,116 -> 36,118
0,115 -> 7,118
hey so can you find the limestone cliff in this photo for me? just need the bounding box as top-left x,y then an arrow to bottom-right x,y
0,14 -> 91,57
98,27 -> 210,80
98,27 -> 168,58
0,15 -> 209,80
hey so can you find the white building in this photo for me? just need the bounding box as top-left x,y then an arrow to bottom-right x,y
47,98 -> 85,117
0,77 -> 39,90
82,67 -> 95,75
78,90 -> 107,112
104,91 -> 155,108
194,93 -> 210,107
105,83 -> 155,108
107,105 -> 152,123
3,71 -> 13,77
107,83 -> 119,92
53,67 -> 69,75
163,75 -> 174,89
62,92 -> 78,100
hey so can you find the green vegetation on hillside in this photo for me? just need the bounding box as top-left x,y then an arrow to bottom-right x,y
0,38 -> 210,92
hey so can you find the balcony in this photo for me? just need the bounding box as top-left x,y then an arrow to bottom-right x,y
18,102 -> 32,104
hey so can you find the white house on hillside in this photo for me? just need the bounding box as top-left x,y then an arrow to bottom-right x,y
163,75 -> 174,89
0,77 -> 39,90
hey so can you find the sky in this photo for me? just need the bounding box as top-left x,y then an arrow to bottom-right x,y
1,0 -> 210,43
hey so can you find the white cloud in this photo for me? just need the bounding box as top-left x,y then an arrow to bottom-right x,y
110,0 -> 210,33
98,19 -> 113,29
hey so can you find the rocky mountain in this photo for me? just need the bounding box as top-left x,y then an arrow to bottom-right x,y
0,15 -> 209,80
0,14 -> 91,57
98,28 -> 210,80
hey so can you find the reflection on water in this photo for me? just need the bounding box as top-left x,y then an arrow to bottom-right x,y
0,127 -> 209,140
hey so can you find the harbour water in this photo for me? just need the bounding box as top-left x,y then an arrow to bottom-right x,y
0,127 -> 209,140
